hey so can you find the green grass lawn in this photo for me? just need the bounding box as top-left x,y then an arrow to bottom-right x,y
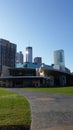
22,87 -> 73,95
0,88 -> 31,127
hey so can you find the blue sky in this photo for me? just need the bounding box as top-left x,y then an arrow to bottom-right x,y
0,0 -> 73,71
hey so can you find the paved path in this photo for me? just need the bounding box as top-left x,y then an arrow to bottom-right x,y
7,88 -> 73,130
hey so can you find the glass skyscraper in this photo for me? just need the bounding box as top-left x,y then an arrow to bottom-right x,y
16,51 -> 24,64
0,39 -> 16,74
54,49 -> 65,71
26,47 -> 32,63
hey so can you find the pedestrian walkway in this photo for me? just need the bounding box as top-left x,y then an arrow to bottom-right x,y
8,88 -> 73,130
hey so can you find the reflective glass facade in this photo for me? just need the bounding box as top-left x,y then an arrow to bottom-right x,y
0,39 -> 16,74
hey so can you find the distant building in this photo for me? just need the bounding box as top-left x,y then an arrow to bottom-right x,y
0,45 -> 73,87
26,47 -> 32,63
0,41 -> 73,88
54,50 -> 65,71
0,39 -> 16,74
34,57 -> 42,64
0,65 -> 73,87
16,51 -> 23,64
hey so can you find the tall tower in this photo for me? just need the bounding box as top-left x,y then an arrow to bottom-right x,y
16,51 -> 24,64
54,49 -> 65,71
0,38 -> 16,74
26,47 -> 32,63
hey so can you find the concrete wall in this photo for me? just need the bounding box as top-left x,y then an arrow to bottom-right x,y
1,66 -> 10,77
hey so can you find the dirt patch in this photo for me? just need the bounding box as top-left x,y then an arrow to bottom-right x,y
0,125 -> 30,130
35,97 -> 55,101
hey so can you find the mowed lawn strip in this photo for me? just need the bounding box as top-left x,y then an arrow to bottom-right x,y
22,87 -> 73,95
0,88 -> 31,127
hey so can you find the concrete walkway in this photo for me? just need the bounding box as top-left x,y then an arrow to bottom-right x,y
7,88 -> 73,130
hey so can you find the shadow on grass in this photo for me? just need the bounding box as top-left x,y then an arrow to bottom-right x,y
0,125 -> 30,130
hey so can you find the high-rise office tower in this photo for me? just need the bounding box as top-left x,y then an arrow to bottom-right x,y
0,39 -> 16,74
26,47 -> 32,63
54,49 -> 65,71
16,51 -> 24,64
34,57 -> 42,64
